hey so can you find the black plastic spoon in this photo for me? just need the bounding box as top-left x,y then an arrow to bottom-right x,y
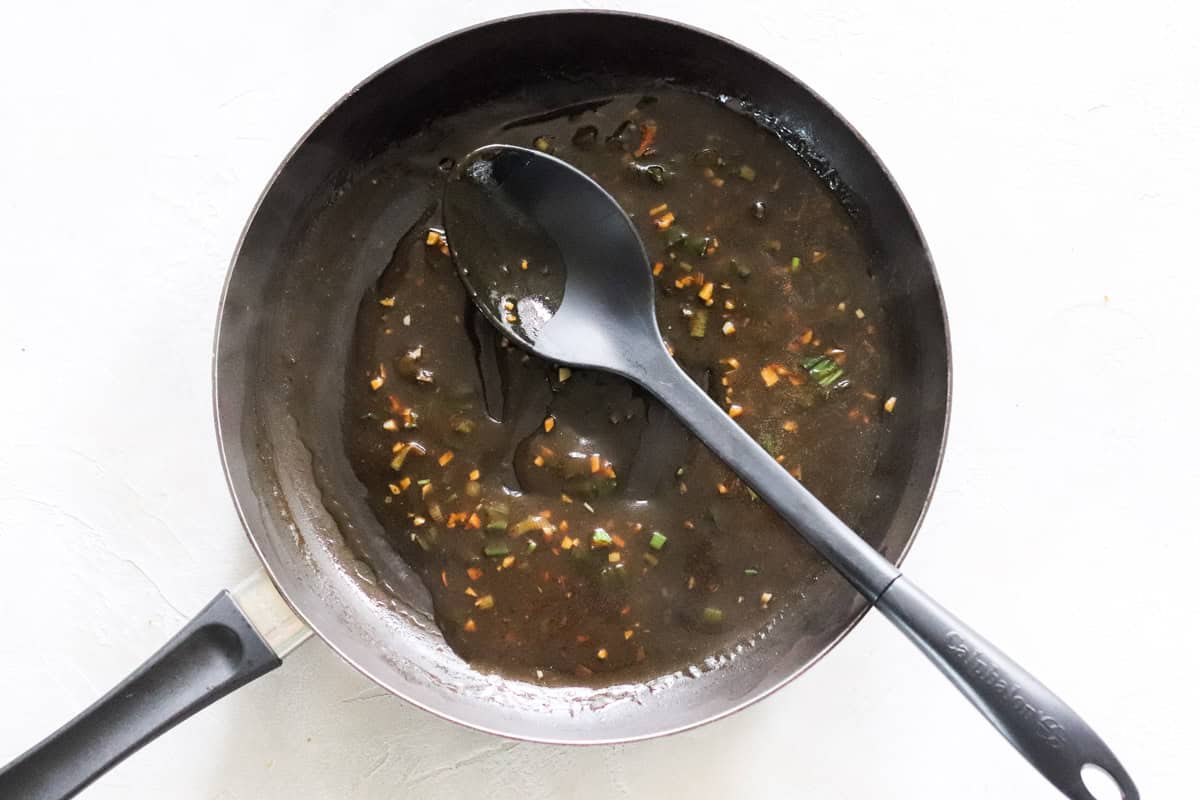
443,144 -> 1136,800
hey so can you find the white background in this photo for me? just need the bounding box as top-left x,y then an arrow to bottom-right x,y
1,2 -> 1196,798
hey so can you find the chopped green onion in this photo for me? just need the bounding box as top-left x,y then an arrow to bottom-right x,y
687,236 -> 715,258
483,501 -> 510,531
744,567 -> 760,576
599,563 -> 628,588
648,531 -> 668,551
664,227 -> 689,248
801,355 -> 846,389
483,541 -> 510,558
689,308 -> 709,339
526,539 -> 538,553
790,256 -> 801,270
737,164 -> 757,181
703,607 -> 725,624
416,478 -> 431,486
389,442 -> 426,471
592,528 -> 613,547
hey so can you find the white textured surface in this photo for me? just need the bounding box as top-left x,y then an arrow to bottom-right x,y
0,2 -> 1195,798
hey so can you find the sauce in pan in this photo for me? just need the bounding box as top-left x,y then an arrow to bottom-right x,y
344,88 -> 899,684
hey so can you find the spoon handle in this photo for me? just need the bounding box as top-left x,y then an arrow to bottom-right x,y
875,577 -> 1137,799
638,350 -> 1137,800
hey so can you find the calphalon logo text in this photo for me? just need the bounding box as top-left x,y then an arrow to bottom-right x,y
944,631 -> 1067,749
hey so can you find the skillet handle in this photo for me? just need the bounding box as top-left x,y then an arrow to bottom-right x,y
876,576 -> 1137,800
0,583 -> 292,800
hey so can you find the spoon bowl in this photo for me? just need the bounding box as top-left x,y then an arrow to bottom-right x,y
445,144 -> 662,371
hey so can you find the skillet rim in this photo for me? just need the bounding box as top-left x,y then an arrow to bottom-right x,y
212,8 -> 953,744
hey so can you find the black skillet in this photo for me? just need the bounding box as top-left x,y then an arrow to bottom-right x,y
0,11 -> 1132,800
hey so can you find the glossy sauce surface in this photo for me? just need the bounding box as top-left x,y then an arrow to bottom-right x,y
344,89 -> 897,684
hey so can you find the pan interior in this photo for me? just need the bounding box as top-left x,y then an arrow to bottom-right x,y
214,11 -> 949,743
